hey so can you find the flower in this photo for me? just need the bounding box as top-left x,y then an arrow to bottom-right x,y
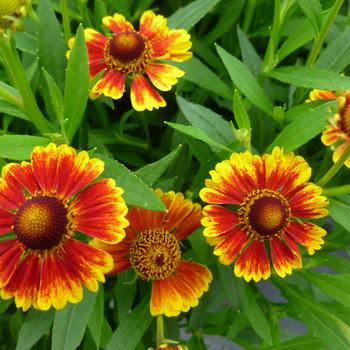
309,89 -> 350,167
0,143 -> 128,311
0,0 -> 30,31
200,147 -> 329,282
68,11 -> 192,111
149,344 -> 188,350
92,189 -> 212,317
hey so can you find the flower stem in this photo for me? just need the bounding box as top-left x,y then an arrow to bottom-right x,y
0,33 -> 54,134
305,0 -> 344,67
317,141 -> 350,187
242,0 -> 256,33
60,0 -> 72,42
323,184 -> 350,197
156,315 -> 165,348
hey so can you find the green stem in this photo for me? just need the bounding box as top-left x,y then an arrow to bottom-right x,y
317,141 -> 350,187
60,0 -> 72,42
323,184 -> 350,197
0,83 -> 23,108
156,315 -> 165,348
0,34 -> 54,135
242,0 -> 256,33
305,0 -> 344,67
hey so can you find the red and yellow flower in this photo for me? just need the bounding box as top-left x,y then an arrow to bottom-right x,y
200,147 -> 328,282
0,143 -> 128,311
309,89 -> 350,167
68,11 -> 192,111
93,189 -> 212,317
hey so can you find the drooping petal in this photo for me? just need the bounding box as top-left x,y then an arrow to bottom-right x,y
145,63 -> 184,91
0,239 -> 24,288
333,141 -> 350,167
234,240 -> 271,282
321,125 -> 342,146
150,260 -> 212,316
308,89 -> 336,101
102,13 -> 134,33
270,237 -> 301,278
90,70 -> 125,100
70,178 -> 128,244
130,75 -> 166,111
286,221 -> 326,255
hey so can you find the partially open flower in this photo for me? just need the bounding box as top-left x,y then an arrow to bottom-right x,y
68,11 -> 192,111
0,0 -> 30,32
200,147 -> 328,282
0,144 -> 128,310
309,89 -> 350,167
92,189 -> 212,317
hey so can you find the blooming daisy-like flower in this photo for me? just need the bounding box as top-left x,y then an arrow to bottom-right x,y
0,143 -> 128,311
68,11 -> 192,111
0,0 -> 30,31
200,147 -> 329,282
93,189 -> 212,317
309,89 -> 350,167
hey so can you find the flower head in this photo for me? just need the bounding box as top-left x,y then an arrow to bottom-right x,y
309,89 -> 350,167
200,147 -> 328,282
0,143 -> 128,310
0,0 -> 30,31
68,11 -> 192,111
92,189 -> 212,317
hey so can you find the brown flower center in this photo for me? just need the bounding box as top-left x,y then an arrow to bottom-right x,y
338,93 -> 350,136
239,189 -> 290,240
14,196 -> 68,250
104,31 -> 152,74
129,229 -> 181,280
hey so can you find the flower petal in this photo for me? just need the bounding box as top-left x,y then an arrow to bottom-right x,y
0,239 -> 23,288
70,178 -> 128,244
234,240 -> 271,282
0,208 -> 14,235
309,89 -> 336,101
90,70 -> 125,100
139,10 -> 168,43
145,63 -> 184,91
102,13 -> 134,33
333,141 -> 350,167
130,75 -> 166,111
286,221 -> 326,255
270,237 -> 301,278
150,260 -> 212,316
321,125 -> 342,146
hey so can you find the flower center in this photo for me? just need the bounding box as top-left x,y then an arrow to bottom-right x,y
129,229 -> 181,280
338,94 -> 350,136
104,31 -> 152,74
14,196 -> 68,250
239,189 -> 290,240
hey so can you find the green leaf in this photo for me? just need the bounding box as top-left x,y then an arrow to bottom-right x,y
0,100 -> 27,120
51,289 -> 97,350
266,66 -> 350,90
97,153 -> 166,211
37,0 -> 66,90
302,271 -> 350,308
177,57 -> 233,100
277,280 -> 350,350
329,196 -> 350,232
233,90 -> 251,130
297,0 -> 323,35
177,95 -> 233,144
216,45 -> 274,115
165,121 -> 232,153
264,334 -> 325,350
168,0 -> 221,30
284,100 -> 328,122
42,68 -> 64,121
277,20 -> 316,62
315,26 -> 350,73
135,145 -> 182,186
266,100 -> 336,152
87,288 -> 104,349
64,24 -> 90,142
16,309 -> 54,350
106,297 -> 153,350
243,284 -> 272,344
0,135 -> 50,160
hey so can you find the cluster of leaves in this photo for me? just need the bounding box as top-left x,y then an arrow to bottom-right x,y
1,0 -> 350,349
